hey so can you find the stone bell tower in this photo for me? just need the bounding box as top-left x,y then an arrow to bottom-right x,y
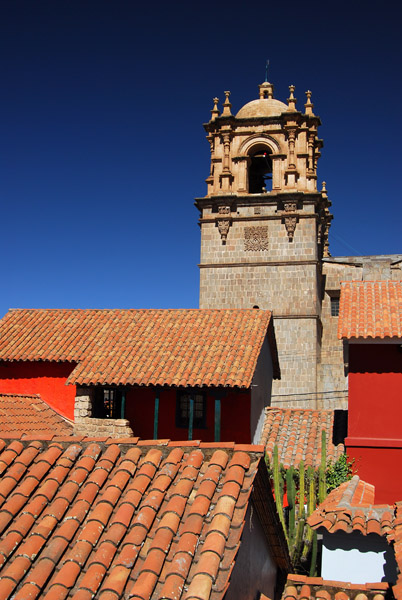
196,80 -> 333,408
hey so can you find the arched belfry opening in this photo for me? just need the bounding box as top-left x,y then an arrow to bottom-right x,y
248,147 -> 272,193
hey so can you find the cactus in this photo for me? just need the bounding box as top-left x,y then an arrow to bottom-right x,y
268,447 -> 327,575
298,460 -> 305,521
301,466 -> 316,563
309,531 -> 318,577
318,429 -> 327,504
291,515 -> 305,565
286,466 -> 296,545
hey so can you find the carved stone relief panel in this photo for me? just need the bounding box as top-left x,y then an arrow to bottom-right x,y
244,226 -> 269,251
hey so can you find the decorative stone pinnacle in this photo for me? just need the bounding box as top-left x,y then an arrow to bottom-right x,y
210,97 -> 220,121
259,81 -> 274,99
287,85 -> 297,110
222,91 -> 232,116
322,181 -> 327,191
304,90 -> 314,115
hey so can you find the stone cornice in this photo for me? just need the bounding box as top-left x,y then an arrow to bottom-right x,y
199,260 -> 319,268
198,213 -> 318,224
273,314 -> 321,320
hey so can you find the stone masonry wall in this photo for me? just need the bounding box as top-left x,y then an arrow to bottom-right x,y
199,210 -> 322,406
74,390 -> 134,438
271,317 -> 319,408
199,209 -> 318,266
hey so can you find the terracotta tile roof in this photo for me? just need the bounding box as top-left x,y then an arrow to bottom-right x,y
308,475 -> 395,536
282,574 -> 389,600
390,501 -> 402,600
0,437 -> 289,599
260,407 -> 345,469
0,394 -> 73,437
0,308 -> 279,387
338,281 -> 402,339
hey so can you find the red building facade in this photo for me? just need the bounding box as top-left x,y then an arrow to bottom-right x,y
339,281 -> 402,504
0,308 -> 279,443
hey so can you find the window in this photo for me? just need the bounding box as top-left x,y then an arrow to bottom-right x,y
93,388 -> 122,419
248,148 -> 272,193
330,296 -> 340,317
176,392 -> 206,429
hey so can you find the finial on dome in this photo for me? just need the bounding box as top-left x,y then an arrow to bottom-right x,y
222,91 -> 232,116
259,81 -> 274,99
210,97 -> 220,121
265,59 -> 269,82
287,85 -> 297,110
304,90 -> 314,115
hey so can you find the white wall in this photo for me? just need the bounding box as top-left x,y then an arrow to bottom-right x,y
321,530 -> 397,584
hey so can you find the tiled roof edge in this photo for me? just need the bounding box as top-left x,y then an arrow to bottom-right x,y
0,435 -> 266,460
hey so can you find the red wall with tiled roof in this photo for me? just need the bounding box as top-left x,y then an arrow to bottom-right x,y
125,388 -> 251,443
0,361 -> 76,419
345,343 -> 402,504
347,344 -> 402,440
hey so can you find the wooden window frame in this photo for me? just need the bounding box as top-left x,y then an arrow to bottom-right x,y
176,391 -> 207,429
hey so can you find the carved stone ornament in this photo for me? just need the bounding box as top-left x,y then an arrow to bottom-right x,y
217,219 -> 231,243
283,200 -> 297,213
284,216 -> 297,241
218,205 -> 230,215
244,226 -> 269,251
216,205 -> 232,243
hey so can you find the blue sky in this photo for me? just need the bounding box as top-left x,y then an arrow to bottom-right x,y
1,1 -> 401,318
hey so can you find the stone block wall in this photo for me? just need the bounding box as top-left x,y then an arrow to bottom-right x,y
199,211 -> 319,266
271,317 -> 319,408
74,389 -> 134,438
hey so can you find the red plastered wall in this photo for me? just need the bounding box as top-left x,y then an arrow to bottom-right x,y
346,343 -> 402,503
348,344 -> 402,439
125,388 -> 251,443
0,361 -> 76,420
347,445 -> 402,504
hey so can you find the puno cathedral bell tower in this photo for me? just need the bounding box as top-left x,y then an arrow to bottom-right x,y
196,78 -> 402,410
196,78 -> 332,409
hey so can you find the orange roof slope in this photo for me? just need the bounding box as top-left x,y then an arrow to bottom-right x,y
308,475 -> 394,536
0,394 -> 73,437
338,281 -> 402,339
0,437 -> 289,599
390,501 -> 402,600
0,308 -> 279,387
282,574 -> 389,600
261,407 -> 345,469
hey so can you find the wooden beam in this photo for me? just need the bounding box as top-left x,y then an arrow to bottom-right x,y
214,398 -> 221,442
188,396 -> 194,441
153,391 -> 160,440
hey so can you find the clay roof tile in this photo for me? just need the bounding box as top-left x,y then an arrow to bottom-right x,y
338,281 -> 402,340
0,309 -> 279,387
262,407 -> 345,470
0,438 -> 288,599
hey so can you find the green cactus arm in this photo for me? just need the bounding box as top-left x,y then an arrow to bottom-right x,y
286,466 -> 296,545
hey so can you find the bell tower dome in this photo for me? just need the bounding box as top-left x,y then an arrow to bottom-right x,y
196,81 -> 333,408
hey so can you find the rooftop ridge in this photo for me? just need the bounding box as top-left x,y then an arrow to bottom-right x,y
0,434 -> 265,459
